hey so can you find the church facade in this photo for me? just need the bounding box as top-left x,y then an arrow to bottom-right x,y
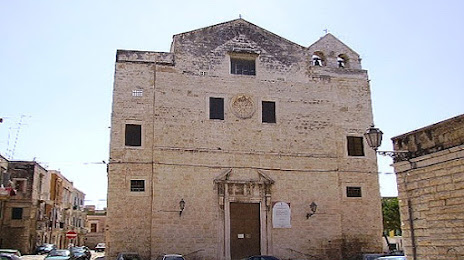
107,19 -> 382,260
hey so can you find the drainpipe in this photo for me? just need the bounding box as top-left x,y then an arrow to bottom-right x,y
407,198 -> 417,260
400,161 -> 417,260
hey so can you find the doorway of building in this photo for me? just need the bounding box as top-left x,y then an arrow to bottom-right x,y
230,202 -> 261,260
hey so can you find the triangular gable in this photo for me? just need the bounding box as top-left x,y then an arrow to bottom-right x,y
308,33 -> 362,69
171,19 -> 307,67
173,18 -> 304,49
309,33 -> 360,57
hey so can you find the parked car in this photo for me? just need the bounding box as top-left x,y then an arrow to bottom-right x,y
45,249 -> 74,260
36,244 -> 56,255
376,257 -> 406,260
156,254 -> 185,260
95,243 -> 106,252
241,256 -> 281,260
116,252 -> 142,260
0,253 -> 21,260
70,247 -> 91,260
0,250 -> 21,257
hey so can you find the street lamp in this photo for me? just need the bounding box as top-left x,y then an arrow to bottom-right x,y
364,125 -> 411,161
179,199 -> 185,216
306,202 -> 318,219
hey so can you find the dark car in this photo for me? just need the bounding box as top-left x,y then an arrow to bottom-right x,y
45,249 -> 74,260
242,256 -> 281,260
36,244 -> 56,255
70,247 -> 91,260
0,253 -> 21,260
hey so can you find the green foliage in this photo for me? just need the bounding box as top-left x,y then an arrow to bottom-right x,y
382,197 -> 401,234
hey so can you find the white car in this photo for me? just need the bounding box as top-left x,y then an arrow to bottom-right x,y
376,256 -> 406,260
95,243 -> 105,252
156,254 -> 185,260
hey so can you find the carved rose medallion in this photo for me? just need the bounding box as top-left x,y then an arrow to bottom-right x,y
230,94 -> 255,119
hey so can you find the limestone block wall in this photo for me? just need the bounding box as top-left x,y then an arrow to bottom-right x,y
392,114 -> 464,260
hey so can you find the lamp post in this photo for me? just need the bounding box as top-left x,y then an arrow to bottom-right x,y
364,125 -> 411,161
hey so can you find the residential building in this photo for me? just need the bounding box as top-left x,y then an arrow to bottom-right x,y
108,19 -> 383,260
83,205 -> 106,249
71,188 -> 86,246
392,114 -> 464,260
0,161 -> 49,254
49,170 -> 87,248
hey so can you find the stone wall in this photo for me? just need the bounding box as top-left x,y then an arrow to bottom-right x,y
392,114 -> 464,260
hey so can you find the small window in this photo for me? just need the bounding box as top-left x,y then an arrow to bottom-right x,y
91,223 -> 97,232
347,187 -> 362,197
209,97 -> 224,120
12,207 -> 23,220
231,57 -> 255,75
125,124 -> 142,147
262,101 -> 276,123
130,180 -> 145,192
347,136 -> 364,156
132,89 -> 143,97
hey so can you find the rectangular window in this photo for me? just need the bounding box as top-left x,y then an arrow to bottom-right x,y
346,187 -> 362,197
130,180 -> 145,192
14,179 -> 27,193
347,136 -> 365,156
125,124 -> 142,147
132,89 -> 143,97
209,97 -> 224,120
91,223 -> 97,232
231,57 -> 256,75
262,101 -> 276,123
12,207 -> 23,220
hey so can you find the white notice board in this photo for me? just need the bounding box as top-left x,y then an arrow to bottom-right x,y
272,201 -> 291,228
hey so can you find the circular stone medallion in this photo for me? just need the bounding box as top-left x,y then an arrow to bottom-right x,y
230,94 -> 255,119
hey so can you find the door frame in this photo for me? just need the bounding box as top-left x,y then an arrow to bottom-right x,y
214,169 -> 274,260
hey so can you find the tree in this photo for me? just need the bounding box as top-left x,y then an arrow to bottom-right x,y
382,197 -> 401,235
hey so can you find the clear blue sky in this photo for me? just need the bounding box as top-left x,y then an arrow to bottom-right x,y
1,0 -> 463,206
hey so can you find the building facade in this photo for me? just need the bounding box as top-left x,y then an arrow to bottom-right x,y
49,170 -> 87,248
83,205 -> 106,249
392,114 -> 464,260
108,19 -> 383,260
0,161 -> 49,254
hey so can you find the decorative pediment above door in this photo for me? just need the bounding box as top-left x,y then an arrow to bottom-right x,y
214,168 -> 274,209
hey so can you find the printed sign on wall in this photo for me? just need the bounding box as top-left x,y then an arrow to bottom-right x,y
272,201 -> 291,228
